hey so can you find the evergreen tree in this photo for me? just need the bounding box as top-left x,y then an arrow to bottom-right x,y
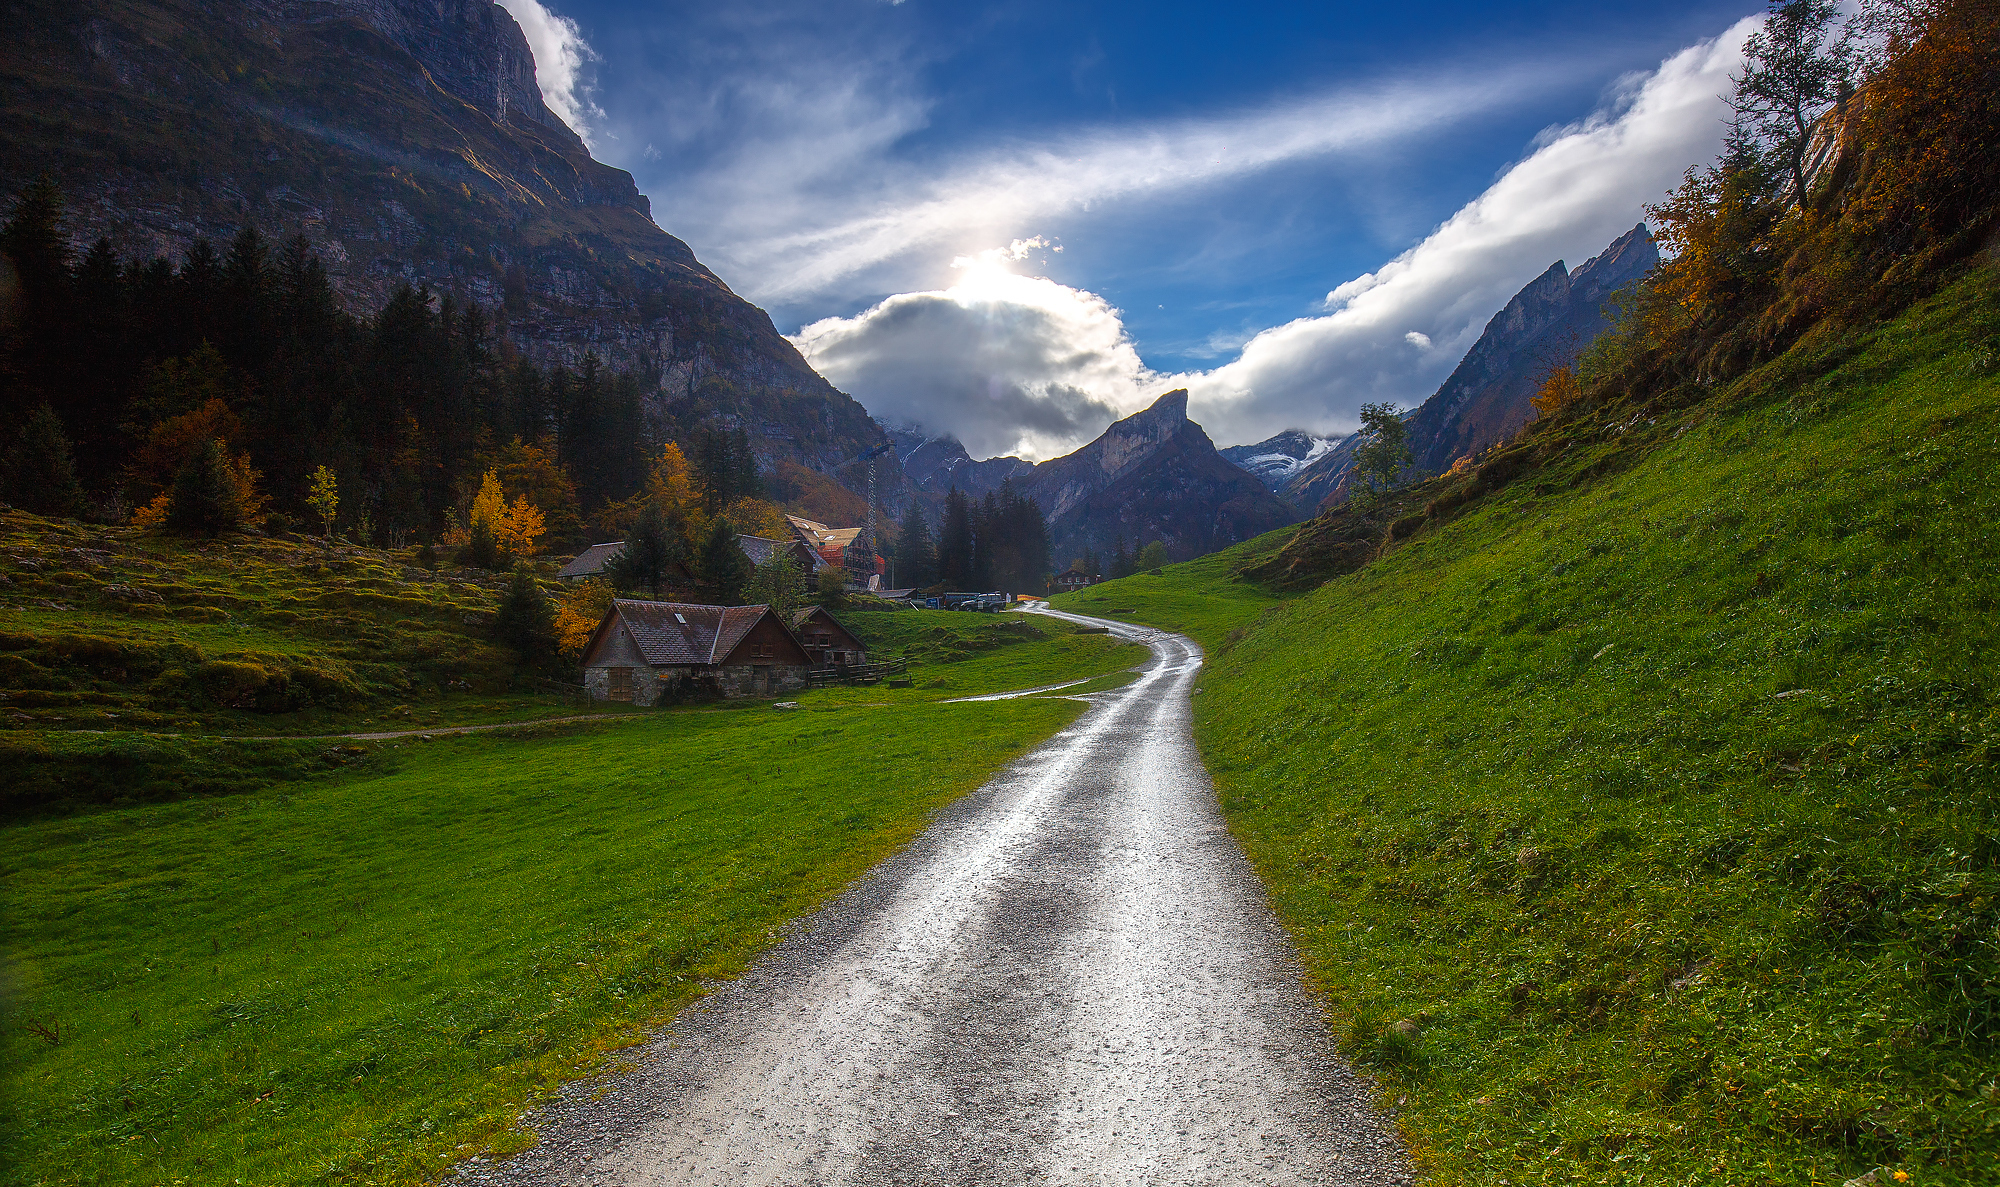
895,501 -> 936,589
163,438 -> 242,536
938,487 -> 974,587
492,563 -> 556,664
696,518 -> 752,603
971,490 -> 1000,588
610,500 -> 681,598
2,404 -> 85,517
1109,535 -> 1134,579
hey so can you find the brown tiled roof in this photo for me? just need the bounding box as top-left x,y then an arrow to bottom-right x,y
559,541 -> 625,578
610,599 -> 773,665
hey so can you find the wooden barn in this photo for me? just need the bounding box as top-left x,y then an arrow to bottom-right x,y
580,600 -> 812,703
790,606 -> 868,668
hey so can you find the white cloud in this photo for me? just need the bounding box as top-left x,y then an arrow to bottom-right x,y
791,19 -> 1758,457
495,0 -> 603,144
680,59 -> 1588,307
1179,19 -> 1755,445
793,261 -> 1163,462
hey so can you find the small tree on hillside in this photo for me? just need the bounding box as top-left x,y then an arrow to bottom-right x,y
1352,402 -> 1413,494
816,564 -> 850,609
749,542 -> 805,618
306,466 -> 339,540
493,563 -> 556,664
1530,366 -> 1582,418
163,438 -> 243,536
1733,0 -> 1850,203
1135,540 -> 1170,572
696,518 -> 752,604
2,404 -> 85,517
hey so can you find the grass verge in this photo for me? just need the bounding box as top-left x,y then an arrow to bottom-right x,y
1060,269 -> 2000,1184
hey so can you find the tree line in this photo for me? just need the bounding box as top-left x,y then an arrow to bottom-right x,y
0,182 -> 768,551
890,482 -> 1049,593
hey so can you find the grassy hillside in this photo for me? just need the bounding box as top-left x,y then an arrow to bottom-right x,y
1056,268 -> 2000,1185
0,518 -> 1144,819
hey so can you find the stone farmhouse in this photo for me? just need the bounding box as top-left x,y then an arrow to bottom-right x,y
580,599 -> 812,703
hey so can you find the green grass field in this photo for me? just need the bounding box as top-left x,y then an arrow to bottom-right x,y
0,694 -> 1093,1186
1057,269 -> 2000,1185
1,572 -> 1146,1185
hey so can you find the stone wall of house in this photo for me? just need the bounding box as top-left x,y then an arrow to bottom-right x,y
716,664 -> 810,699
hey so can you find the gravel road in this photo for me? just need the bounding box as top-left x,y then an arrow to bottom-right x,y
455,610 -> 1412,1187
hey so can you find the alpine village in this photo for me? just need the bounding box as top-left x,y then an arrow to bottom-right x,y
3,1 -> 1998,1186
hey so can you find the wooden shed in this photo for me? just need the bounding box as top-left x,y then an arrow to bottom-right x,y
790,606 -> 868,669
580,600 -> 812,703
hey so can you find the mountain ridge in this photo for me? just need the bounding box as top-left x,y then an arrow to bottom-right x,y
1281,224 -> 1658,510
1,0 -> 888,477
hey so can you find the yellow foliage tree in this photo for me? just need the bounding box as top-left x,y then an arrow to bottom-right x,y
722,496 -> 791,539
1530,366 -> 1582,417
553,577 -> 616,657
449,470 -> 546,559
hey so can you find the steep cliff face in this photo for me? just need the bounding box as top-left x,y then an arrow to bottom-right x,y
1403,224 -> 1658,475
0,0 -> 886,474
1282,224 -> 1658,510
1014,391 -> 1296,565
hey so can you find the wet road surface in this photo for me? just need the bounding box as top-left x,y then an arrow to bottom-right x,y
457,610 -> 1412,1187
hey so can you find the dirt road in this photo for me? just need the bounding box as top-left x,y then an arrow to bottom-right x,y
457,610 -> 1411,1186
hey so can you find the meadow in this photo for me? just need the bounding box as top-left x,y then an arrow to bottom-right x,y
1056,268 -> 2000,1185
2,570 -> 1142,1185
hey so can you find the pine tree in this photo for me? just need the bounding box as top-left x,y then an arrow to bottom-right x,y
1109,535 -> 1133,579
493,563 -> 556,664
2,404 -> 85,517
895,501 -> 935,589
697,518 -> 753,604
163,438 -> 242,536
938,487 -> 974,587
611,500 -> 681,598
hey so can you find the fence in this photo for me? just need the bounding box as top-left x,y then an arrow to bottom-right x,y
807,655 -> 910,688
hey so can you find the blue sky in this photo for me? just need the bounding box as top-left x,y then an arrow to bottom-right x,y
501,0 -> 1766,459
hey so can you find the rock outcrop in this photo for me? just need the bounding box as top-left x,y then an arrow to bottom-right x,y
1013,391 -> 1296,565
888,429 -> 1034,498
1,0 -> 886,474
1283,224 -> 1658,509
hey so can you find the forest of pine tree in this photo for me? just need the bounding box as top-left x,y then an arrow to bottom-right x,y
0,181 -> 772,552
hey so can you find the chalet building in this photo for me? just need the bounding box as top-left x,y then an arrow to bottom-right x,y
580,600 -> 812,703
559,542 -> 625,582
791,605 -> 868,668
784,514 -> 885,578
1053,571 -> 1098,592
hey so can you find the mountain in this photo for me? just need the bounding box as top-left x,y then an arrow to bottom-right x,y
1283,224 -> 1659,510
0,0 -> 885,475
1219,430 -> 1346,490
887,428 -> 1035,498
1013,391 -> 1296,566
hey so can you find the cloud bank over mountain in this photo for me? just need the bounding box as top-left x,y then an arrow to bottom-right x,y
792,18 -> 1757,459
